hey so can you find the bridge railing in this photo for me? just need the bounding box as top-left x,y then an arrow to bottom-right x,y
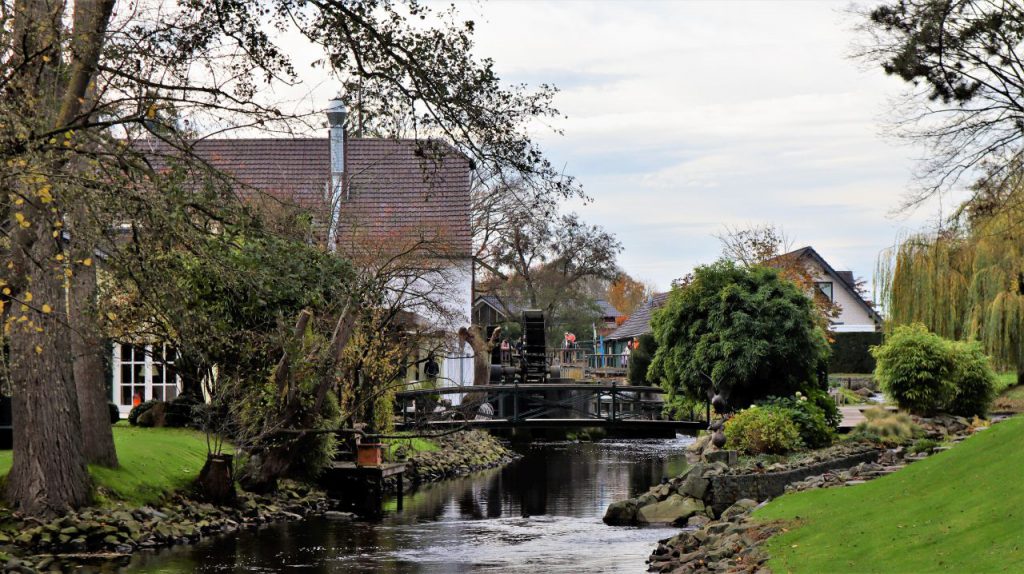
392,382 -> 666,428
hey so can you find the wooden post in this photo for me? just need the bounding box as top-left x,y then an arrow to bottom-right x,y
396,471 -> 404,512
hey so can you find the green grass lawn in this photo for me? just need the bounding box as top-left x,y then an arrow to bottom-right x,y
0,424 -> 228,507
754,415 -> 1024,573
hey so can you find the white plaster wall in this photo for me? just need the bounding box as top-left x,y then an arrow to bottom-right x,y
807,262 -> 878,331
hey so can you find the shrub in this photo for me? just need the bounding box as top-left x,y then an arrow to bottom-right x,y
128,400 -> 159,426
850,407 -> 920,446
725,405 -> 803,454
872,324 -> 955,416
947,340 -> 996,418
649,260 -> 829,411
909,438 -> 940,454
164,393 -> 204,428
759,392 -> 835,449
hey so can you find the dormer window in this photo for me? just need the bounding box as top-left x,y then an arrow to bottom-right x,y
815,281 -> 833,302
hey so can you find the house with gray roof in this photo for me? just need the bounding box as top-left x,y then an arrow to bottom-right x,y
766,246 -> 881,332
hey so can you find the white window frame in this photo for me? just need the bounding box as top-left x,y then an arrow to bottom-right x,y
111,343 -> 182,415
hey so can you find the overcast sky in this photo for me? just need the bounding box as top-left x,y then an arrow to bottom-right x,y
456,0 -> 946,294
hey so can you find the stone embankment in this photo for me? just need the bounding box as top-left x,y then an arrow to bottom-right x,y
603,443 -> 880,526
0,480 -> 327,573
404,430 -> 520,484
641,415 -> 996,573
647,500 -> 777,574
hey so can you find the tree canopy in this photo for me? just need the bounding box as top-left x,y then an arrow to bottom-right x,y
648,260 -> 829,411
857,0 -> 1024,204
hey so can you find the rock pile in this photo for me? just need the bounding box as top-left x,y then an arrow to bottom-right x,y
405,430 -> 520,484
784,461 -> 903,492
0,480 -> 327,573
604,461 -> 729,526
647,500 -> 777,574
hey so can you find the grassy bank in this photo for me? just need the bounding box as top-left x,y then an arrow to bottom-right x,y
754,415 -> 1024,573
0,424 -> 227,506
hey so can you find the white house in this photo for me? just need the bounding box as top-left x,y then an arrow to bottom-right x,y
771,246 -> 882,332
111,101 -> 475,414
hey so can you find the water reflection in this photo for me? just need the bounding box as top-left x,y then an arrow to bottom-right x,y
126,436 -> 693,573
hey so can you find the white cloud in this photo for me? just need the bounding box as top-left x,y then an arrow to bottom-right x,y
464,0 -> 939,290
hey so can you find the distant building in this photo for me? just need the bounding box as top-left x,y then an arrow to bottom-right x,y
767,246 -> 882,333
604,292 -> 670,354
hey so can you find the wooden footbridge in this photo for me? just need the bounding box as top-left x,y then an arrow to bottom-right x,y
394,383 -> 704,438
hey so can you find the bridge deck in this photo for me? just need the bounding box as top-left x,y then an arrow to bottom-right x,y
394,418 -> 704,432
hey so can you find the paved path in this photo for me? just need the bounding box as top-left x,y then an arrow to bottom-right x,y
839,404 -> 897,430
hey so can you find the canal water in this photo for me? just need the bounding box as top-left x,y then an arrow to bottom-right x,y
125,436 -> 693,573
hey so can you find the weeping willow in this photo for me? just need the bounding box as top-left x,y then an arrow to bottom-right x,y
877,186 -> 1024,380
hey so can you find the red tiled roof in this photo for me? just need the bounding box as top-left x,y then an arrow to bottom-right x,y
342,138 -> 472,257
154,137 -> 472,256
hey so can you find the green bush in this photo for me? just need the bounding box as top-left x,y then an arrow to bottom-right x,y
649,260 -> 829,411
909,438 -> 940,454
759,392 -> 835,449
872,324 -> 955,416
128,400 -> 159,426
850,407 -> 920,446
947,341 -> 996,418
725,405 -> 803,454
873,324 -> 998,417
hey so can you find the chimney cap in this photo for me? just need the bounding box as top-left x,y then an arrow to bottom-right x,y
327,96 -> 347,128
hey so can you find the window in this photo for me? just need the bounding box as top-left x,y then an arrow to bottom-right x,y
815,281 -> 834,302
112,344 -> 180,413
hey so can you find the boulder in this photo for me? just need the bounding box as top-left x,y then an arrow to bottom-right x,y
686,514 -> 711,528
637,495 -> 705,526
602,499 -> 639,525
721,498 -> 759,521
678,465 -> 709,499
705,450 -> 738,466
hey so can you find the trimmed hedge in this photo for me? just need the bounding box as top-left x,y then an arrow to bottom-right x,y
829,331 -> 883,373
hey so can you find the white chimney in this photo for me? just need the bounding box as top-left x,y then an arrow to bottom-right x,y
326,96 -> 347,252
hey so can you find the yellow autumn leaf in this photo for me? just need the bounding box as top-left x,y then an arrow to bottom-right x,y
23,292 -> 31,302
106,312 -> 117,321
41,304 -> 52,314
34,345 -> 42,354
82,258 -> 93,266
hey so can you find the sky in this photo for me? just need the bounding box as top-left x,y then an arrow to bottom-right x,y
460,0 -> 943,294
282,0 -> 951,296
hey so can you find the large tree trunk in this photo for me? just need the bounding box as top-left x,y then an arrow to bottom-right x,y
6,224 -> 92,516
69,255 -> 118,467
4,0 -> 116,515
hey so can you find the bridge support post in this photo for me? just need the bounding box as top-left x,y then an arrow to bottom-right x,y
512,382 -> 519,423
610,381 -> 617,422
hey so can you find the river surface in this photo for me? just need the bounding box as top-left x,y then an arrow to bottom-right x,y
125,436 -> 694,573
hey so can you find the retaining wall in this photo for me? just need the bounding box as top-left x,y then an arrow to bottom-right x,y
706,449 -> 880,513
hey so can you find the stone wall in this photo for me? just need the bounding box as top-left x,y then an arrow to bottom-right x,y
705,449 -> 879,514
604,446 -> 881,525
